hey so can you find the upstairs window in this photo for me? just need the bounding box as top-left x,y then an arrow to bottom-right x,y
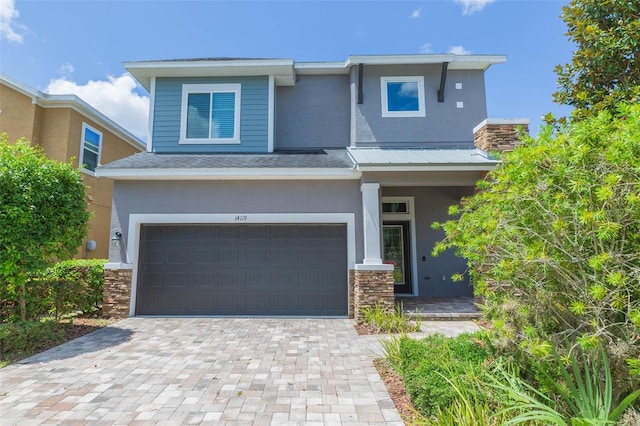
380,76 -> 426,118
180,83 -> 241,144
80,123 -> 102,173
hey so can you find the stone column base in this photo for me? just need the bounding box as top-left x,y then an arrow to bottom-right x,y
103,267 -> 132,318
351,265 -> 394,323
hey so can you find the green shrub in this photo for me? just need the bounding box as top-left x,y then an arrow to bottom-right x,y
433,104 -> 640,396
0,320 -> 65,362
361,302 -> 421,333
1,259 -> 106,322
399,332 -> 490,416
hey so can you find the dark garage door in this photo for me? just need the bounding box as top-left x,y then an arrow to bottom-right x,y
136,224 -> 348,316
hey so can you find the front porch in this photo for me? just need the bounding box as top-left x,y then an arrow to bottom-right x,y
397,296 -> 480,321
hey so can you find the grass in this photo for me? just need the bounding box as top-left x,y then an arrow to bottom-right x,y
0,314 -> 114,367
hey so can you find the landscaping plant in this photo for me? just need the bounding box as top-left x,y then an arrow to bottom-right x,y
360,302 -> 421,334
0,135 -> 90,321
433,103 -> 640,396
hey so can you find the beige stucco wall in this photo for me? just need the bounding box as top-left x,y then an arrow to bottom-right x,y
1,82 -> 144,260
0,83 -> 38,143
68,110 -> 142,259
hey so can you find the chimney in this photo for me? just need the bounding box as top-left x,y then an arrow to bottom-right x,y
473,118 -> 529,153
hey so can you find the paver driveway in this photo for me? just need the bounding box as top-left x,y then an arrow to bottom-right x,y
1,318 -> 404,425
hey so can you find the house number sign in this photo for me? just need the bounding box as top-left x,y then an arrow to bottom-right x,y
234,215 -> 248,222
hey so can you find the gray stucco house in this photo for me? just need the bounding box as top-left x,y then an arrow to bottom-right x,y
98,54 -> 527,319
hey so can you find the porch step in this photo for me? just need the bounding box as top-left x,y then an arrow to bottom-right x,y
407,311 -> 481,321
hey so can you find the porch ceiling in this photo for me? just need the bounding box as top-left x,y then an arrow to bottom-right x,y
347,147 -> 499,172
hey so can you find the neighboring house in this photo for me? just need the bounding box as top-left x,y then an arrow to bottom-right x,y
0,74 -> 146,259
98,54 -> 528,319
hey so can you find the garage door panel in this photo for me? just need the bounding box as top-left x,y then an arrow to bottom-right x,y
136,224 -> 348,316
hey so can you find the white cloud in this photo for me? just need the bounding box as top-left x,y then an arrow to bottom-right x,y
58,63 -> 75,77
410,8 -> 421,19
46,74 -> 150,141
454,0 -> 495,16
0,0 -> 27,43
449,45 -> 471,55
419,43 -> 433,54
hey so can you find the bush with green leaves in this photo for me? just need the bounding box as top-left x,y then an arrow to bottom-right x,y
398,332 -> 490,416
433,103 -> 640,396
0,135 -> 90,320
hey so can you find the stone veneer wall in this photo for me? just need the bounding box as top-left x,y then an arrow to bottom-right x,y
473,121 -> 529,153
351,269 -> 394,322
103,269 -> 132,318
349,269 -> 355,319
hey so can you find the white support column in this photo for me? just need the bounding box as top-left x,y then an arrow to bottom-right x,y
361,182 -> 384,265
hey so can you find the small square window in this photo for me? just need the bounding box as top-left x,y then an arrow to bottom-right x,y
180,83 -> 241,144
79,123 -> 102,173
381,76 -> 426,118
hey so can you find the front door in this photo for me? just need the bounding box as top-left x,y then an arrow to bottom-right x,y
383,221 -> 412,294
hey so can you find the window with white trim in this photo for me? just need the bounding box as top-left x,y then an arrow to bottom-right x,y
380,76 -> 426,118
79,123 -> 102,173
180,83 -> 241,144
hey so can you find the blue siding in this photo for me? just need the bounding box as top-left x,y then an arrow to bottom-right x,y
152,77 -> 269,153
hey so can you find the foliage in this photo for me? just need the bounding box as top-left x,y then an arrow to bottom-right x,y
360,302 -> 421,333
398,332 -> 490,416
32,259 -> 106,320
489,348 -> 640,425
554,0 -> 640,118
433,104 -> 640,396
0,320 -> 65,364
1,259 -> 106,322
0,135 -> 90,320
423,371 -> 527,426
380,333 -> 405,371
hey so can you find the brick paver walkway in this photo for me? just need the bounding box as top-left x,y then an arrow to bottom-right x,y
1,318 -> 406,425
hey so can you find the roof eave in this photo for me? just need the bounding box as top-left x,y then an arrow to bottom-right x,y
96,167 -> 362,180
124,59 -> 297,91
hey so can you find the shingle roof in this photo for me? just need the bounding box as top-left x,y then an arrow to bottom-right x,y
99,149 -> 355,170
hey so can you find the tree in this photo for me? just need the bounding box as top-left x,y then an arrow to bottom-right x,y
433,104 -> 640,395
0,135 -> 90,320
554,0 -> 640,118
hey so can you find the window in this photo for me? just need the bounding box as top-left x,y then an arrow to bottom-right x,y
180,84 -> 241,144
79,123 -> 102,173
380,76 -> 425,118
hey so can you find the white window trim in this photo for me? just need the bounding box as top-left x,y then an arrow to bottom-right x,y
79,122 -> 103,176
380,76 -> 426,118
179,83 -> 241,145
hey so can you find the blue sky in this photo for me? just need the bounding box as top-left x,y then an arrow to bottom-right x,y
1,0 -> 573,141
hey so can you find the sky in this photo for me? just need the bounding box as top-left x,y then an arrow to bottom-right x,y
0,0 -> 574,142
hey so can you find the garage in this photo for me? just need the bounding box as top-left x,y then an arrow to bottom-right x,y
135,223 -> 348,316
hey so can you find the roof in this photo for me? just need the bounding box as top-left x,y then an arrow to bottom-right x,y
125,54 -> 506,91
0,74 -> 146,151
347,147 -> 499,171
96,150 -> 359,180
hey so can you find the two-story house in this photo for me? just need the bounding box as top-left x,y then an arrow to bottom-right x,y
0,74 -> 146,259
98,54 -> 528,319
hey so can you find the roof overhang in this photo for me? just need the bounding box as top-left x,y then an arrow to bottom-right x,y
96,167 -> 361,180
345,54 -> 506,70
347,147 -> 499,172
0,74 -> 146,151
124,59 -> 296,91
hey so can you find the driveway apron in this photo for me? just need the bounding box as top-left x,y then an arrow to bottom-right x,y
1,318 -> 404,425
